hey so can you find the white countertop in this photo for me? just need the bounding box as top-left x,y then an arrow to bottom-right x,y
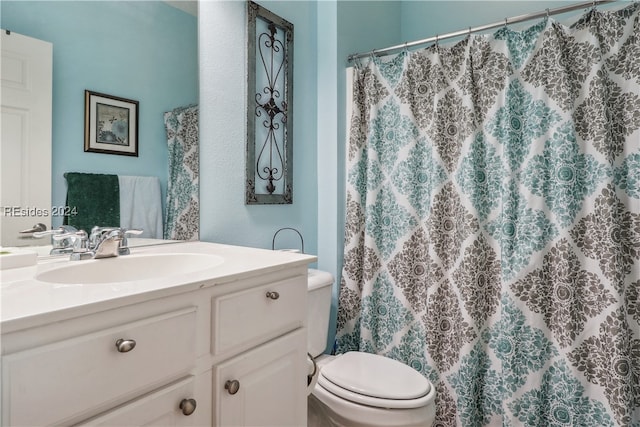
1,241 -> 316,332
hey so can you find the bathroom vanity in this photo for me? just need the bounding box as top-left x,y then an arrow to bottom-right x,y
0,241 -> 315,426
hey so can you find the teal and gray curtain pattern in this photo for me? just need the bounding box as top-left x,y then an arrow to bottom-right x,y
164,105 -> 199,241
337,4 -> 640,426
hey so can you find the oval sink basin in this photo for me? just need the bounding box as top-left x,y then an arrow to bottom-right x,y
36,253 -> 224,284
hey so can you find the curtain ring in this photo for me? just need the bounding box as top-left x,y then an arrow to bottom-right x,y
468,26 -> 472,37
435,34 -> 439,47
546,8 -> 550,19
504,17 -> 508,28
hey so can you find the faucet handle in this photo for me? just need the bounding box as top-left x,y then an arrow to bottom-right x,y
123,228 -> 144,236
33,225 -> 78,238
119,228 -> 144,255
52,230 -> 83,241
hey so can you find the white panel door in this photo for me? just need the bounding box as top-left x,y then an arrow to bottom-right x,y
214,329 -> 307,427
1,30 -> 52,247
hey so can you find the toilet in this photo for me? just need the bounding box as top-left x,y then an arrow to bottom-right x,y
306,269 -> 436,427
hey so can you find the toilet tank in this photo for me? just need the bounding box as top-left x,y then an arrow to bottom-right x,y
307,269 -> 334,357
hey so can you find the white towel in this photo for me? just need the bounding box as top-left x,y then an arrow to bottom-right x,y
118,176 -> 163,239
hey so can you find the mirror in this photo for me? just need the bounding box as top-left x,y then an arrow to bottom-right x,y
0,0 -> 198,249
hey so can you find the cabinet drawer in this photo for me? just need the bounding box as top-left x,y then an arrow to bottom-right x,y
76,376 -> 198,427
3,307 -> 197,426
212,276 -> 306,355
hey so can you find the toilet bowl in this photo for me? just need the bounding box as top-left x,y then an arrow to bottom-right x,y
311,352 -> 436,427
307,270 -> 436,427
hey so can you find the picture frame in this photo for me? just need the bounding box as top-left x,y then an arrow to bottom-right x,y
245,1 -> 294,204
84,90 -> 139,156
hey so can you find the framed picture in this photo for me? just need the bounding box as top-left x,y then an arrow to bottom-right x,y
245,1 -> 294,204
84,90 -> 139,156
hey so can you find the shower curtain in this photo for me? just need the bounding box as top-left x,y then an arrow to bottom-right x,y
164,105 -> 199,241
337,3 -> 640,426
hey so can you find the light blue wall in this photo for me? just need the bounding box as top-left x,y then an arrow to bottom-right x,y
400,1 -> 603,43
317,0 -> 339,351
1,1 -> 198,227
199,1 -> 319,256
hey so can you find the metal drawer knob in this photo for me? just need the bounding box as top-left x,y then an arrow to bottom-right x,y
179,398 -> 197,416
266,291 -> 280,300
115,339 -> 136,353
225,379 -> 240,395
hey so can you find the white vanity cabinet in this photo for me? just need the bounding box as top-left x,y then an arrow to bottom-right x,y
1,242 -> 313,427
211,276 -> 308,427
2,303 -> 204,426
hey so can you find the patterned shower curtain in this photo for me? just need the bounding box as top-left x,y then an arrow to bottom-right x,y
336,3 -> 640,426
164,105 -> 199,240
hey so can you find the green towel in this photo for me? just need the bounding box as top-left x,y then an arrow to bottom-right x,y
63,172 -> 120,232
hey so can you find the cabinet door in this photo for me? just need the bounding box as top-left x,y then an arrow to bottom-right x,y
76,376 -> 203,427
214,329 -> 307,427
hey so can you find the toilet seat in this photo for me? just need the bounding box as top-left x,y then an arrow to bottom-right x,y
317,352 -> 432,409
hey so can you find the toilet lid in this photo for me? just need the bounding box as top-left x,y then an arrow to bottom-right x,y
318,352 -> 432,409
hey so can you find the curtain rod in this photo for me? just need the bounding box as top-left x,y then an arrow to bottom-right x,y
347,0 -> 618,62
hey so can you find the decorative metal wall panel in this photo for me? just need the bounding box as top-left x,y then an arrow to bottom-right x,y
246,1 -> 294,204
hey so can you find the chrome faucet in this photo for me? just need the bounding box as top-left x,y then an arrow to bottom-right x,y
92,227 -> 144,255
47,226 -> 143,261
90,227 -> 124,259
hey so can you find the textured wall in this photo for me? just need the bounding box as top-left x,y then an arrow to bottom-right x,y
199,0 -> 319,255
